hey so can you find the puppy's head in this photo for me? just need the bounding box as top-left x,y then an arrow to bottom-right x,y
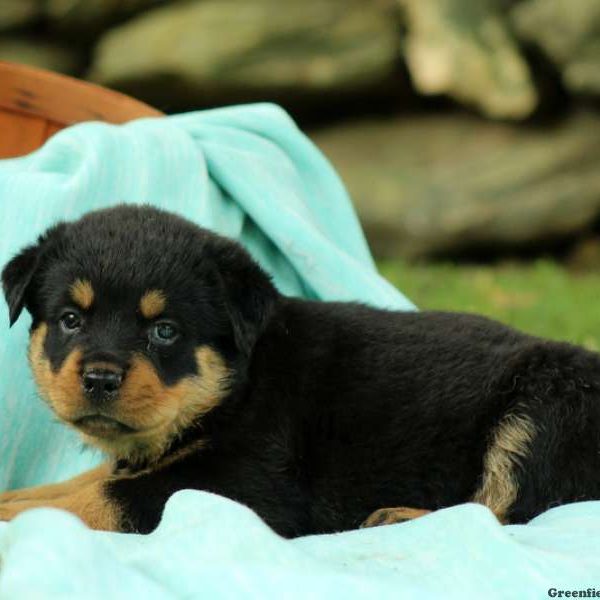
2,205 -> 277,464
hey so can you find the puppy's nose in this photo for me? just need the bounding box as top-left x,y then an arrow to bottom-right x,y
82,368 -> 123,403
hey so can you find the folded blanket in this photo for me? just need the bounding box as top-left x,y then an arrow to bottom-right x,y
0,104 -> 413,490
0,104 -> 597,597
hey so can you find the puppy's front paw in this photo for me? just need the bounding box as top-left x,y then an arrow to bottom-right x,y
0,489 -> 26,504
0,499 -> 31,522
361,506 -> 431,528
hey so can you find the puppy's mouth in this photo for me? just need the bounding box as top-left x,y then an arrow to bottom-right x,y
73,415 -> 137,437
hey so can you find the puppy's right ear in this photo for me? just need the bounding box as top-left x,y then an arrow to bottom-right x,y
2,224 -> 66,327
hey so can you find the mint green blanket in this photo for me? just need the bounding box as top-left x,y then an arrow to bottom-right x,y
0,104 -> 598,598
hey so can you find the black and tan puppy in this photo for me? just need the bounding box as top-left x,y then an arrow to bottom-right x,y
1,205 -> 600,536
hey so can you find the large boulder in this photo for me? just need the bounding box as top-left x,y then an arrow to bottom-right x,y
87,0 -> 403,109
398,0 -> 538,120
0,1 -> 41,32
0,37 -> 81,75
512,0 -> 600,97
45,0 -> 163,33
311,111 -> 600,258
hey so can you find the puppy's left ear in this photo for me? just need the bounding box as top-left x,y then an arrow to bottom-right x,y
212,245 -> 278,357
2,223 -> 66,327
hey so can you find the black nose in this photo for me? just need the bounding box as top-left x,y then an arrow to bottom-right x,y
82,369 -> 123,402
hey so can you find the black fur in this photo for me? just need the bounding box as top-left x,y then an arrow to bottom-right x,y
4,205 -> 600,537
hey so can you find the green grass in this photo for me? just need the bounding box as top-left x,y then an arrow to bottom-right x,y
378,259 -> 600,351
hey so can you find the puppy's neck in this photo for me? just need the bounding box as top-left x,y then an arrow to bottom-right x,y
81,420 -> 205,472
111,437 -> 209,477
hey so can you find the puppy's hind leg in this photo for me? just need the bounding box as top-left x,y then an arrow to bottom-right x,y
474,344 -> 600,524
471,410 -> 535,524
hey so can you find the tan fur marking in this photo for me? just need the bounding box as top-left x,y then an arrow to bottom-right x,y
361,507 -> 431,528
57,480 -> 121,531
0,464 -> 110,504
28,322 -> 49,390
472,412 -> 536,521
139,289 -> 166,319
0,471 -> 121,532
70,279 -> 94,310
29,323 -> 86,421
0,445 -> 209,530
29,324 -> 228,465
84,346 -> 230,464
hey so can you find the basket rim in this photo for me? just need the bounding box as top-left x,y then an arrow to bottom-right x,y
0,60 -> 163,126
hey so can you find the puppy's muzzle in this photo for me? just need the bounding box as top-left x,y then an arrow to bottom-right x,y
82,367 -> 123,404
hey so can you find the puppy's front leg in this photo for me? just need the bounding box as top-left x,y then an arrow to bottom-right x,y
0,464 -> 111,504
0,464 -> 121,531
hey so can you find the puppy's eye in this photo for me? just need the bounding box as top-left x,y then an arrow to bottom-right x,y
60,311 -> 82,333
149,322 -> 179,346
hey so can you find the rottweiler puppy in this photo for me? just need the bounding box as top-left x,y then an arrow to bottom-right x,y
1,205 -> 600,537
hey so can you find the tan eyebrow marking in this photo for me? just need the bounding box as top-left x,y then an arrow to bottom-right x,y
70,279 -> 94,310
139,289 -> 167,319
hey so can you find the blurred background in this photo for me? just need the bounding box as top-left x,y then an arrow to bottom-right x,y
2,0 -> 599,345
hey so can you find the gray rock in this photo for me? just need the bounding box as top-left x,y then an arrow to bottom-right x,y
46,0 -> 165,32
512,0 -> 600,96
398,0 -> 538,120
0,0 -> 41,31
0,37 -> 81,75
311,111 -> 600,258
88,0 -> 402,108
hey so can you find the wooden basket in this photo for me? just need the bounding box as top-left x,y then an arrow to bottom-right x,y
0,61 -> 163,159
